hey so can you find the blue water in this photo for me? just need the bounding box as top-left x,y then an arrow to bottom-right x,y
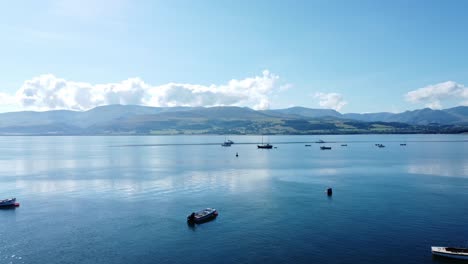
0,135 -> 467,264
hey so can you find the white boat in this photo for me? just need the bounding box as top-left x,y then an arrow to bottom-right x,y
431,246 -> 468,260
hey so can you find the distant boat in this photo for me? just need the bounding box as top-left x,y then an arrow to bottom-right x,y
315,139 -> 325,144
341,144 -> 348,146
221,137 -> 233,147
431,246 -> 468,260
258,136 -> 273,149
187,208 -> 218,224
320,146 -> 332,150
258,143 -> 273,149
400,143 -> 407,146
376,144 -> 385,148
0,198 -> 19,208
305,144 -> 311,147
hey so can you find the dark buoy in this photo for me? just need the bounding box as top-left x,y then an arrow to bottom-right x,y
236,152 -> 238,157
326,188 -> 333,196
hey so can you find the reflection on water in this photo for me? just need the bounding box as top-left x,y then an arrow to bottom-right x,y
407,159 -> 468,177
1,135 -> 468,264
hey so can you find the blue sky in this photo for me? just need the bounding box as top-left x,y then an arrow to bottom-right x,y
0,0 -> 467,113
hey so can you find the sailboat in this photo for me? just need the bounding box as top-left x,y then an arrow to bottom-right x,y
257,136 -> 273,149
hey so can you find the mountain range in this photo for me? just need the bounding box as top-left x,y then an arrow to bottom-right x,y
0,105 -> 466,135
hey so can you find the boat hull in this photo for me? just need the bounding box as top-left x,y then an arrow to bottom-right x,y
0,198 -> 18,208
187,208 -> 218,224
432,247 -> 468,260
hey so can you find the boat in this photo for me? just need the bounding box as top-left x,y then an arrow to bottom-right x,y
431,246 -> 468,260
257,136 -> 273,149
315,139 -> 325,144
305,144 -> 311,147
400,143 -> 407,146
376,144 -> 385,148
187,208 -> 218,224
341,144 -> 348,146
221,137 -> 233,147
320,146 -> 332,150
0,198 -> 19,208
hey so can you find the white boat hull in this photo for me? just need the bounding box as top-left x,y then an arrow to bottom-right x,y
432,247 -> 468,260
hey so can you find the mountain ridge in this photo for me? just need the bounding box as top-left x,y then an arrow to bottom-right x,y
0,105 -> 466,135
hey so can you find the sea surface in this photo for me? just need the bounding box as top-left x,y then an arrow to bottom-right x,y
0,135 -> 467,264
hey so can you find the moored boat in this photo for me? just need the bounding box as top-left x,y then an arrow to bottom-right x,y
0,198 -> 19,208
431,246 -> 468,260
187,208 -> 218,223
320,146 -> 332,150
257,136 -> 273,149
221,142 -> 232,147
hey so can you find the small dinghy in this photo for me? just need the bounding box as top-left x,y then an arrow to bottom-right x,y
431,246 -> 468,260
0,198 -> 20,208
187,208 -> 218,224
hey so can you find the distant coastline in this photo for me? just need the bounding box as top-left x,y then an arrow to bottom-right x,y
0,105 -> 466,136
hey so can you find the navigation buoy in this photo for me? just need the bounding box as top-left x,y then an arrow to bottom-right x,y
326,188 -> 333,196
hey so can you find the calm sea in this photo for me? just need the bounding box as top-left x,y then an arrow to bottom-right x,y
0,135 -> 467,264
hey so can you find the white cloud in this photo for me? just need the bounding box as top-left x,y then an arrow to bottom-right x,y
405,81 -> 468,109
0,92 -> 15,105
6,70 -> 283,111
314,92 -> 347,111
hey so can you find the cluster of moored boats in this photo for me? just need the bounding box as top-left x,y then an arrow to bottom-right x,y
222,138 -> 407,151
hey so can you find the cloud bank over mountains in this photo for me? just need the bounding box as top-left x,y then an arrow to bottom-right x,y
405,81 -> 468,109
2,70 -> 467,113
314,92 -> 347,111
12,70 -> 282,111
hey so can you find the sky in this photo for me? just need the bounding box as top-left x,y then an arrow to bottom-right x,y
0,0 -> 467,113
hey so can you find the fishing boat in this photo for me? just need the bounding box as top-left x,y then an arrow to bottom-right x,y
431,246 -> 468,260
187,208 -> 218,224
0,198 -> 19,208
320,146 -> 332,150
257,136 -> 273,149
